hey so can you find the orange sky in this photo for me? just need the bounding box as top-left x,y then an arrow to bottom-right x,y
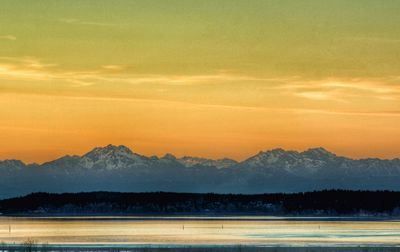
1,0 -> 400,163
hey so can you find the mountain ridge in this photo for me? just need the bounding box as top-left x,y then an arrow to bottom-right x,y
5,145 -> 400,166
0,144 -> 400,198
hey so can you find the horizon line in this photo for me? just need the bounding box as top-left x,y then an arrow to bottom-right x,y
1,143 -> 399,166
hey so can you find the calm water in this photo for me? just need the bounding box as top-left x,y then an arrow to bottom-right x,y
0,217 -> 400,247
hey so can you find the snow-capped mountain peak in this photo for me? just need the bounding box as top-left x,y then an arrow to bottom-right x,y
162,153 -> 177,160
0,159 -> 26,169
84,144 -> 134,158
244,148 -> 299,167
80,144 -> 147,170
302,147 -> 337,159
178,156 -> 238,169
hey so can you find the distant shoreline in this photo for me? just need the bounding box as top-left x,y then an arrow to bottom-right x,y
1,215 -> 400,222
1,190 -> 400,217
1,244 -> 400,252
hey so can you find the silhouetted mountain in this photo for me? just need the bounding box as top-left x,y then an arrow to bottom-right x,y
0,145 -> 400,198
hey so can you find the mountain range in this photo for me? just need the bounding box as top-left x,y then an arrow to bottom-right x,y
1,144 -> 400,198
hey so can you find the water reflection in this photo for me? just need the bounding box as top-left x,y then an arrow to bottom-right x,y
0,217 -> 400,247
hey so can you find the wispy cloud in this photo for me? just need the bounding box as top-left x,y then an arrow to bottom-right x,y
295,91 -> 332,101
0,35 -> 16,41
59,18 -> 116,27
0,56 -> 399,110
0,56 -> 56,67
12,92 -> 400,119
0,57 -> 98,87
344,36 -> 400,44
102,65 -> 124,71
280,78 -> 400,102
0,57 -> 280,87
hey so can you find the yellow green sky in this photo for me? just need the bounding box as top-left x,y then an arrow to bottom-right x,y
1,0 -> 399,163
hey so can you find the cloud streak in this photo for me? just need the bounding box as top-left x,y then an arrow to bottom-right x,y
0,35 -> 16,41
5,90 -> 400,120
0,57 -> 399,112
0,57 -> 281,87
280,78 -> 400,102
59,18 -> 117,27
343,36 -> 400,44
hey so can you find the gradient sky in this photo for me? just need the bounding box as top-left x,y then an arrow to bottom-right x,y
1,0 -> 400,163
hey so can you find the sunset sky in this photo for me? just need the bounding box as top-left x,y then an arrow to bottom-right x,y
1,0 -> 399,163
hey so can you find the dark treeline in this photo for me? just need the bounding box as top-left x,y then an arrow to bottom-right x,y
1,190 -> 400,216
